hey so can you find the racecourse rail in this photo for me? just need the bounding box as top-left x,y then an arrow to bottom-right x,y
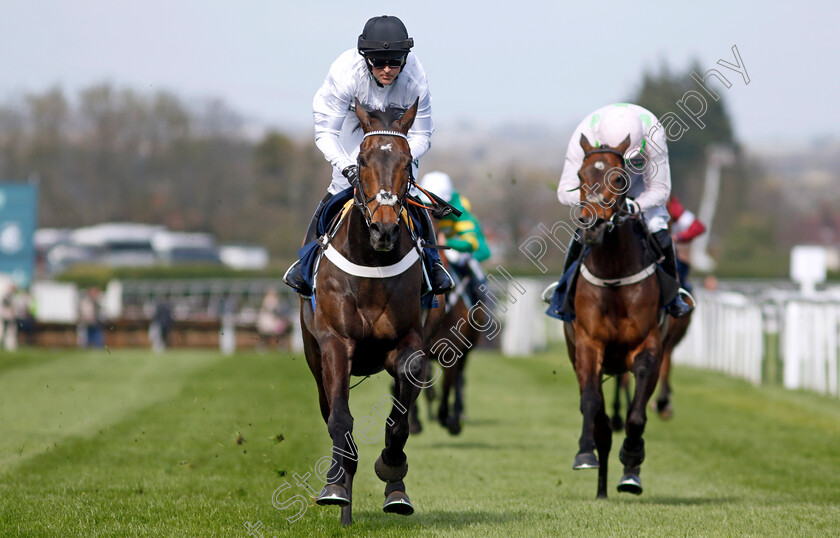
497,278 -> 840,399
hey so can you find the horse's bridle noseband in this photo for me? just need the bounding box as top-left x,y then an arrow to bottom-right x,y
353,130 -> 412,228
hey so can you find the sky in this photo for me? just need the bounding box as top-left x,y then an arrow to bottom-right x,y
2,0 -> 837,146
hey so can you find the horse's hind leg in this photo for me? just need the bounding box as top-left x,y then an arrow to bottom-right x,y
655,347 -> 674,419
378,340 -> 423,515
594,391 -> 612,499
437,360 -> 458,434
611,375 -> 624,432
451,362 -> 467,435
618,343 -> 661,495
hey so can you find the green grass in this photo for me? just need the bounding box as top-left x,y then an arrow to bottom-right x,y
0,346 -> 838,536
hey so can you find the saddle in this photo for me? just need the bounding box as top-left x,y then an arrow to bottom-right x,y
545,220 -> 676,322
297,186 -> 435,307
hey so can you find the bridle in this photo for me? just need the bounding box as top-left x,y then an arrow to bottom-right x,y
352,130 -> 412,229
579,147 -> 633,233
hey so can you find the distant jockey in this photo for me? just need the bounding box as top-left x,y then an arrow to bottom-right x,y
556,103 -> 693,318
666,193 -> 707,293
419,171 -> 490,301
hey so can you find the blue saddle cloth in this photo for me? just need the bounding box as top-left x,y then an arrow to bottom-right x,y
545,258 -> 581,322
297,187 -> 435,307
297,187 -> 356,293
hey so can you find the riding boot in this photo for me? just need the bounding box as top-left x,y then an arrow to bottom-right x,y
283,193 -> 333,295
654,230 -> 693,318
410,204 -> 453,295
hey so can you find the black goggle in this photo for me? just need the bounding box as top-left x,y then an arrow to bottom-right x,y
366,56 -> 406,69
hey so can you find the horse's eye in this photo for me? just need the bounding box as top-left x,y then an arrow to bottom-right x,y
357,157 -> 366,168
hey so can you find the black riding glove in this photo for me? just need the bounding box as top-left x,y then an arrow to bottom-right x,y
342,165 -> 359,186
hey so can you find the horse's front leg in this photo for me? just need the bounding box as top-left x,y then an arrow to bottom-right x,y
314,337 -> 357,526
376,331 -> 424,516
572,334 -> 612,498
450,360 -> 467,435
618,335 -> 662,496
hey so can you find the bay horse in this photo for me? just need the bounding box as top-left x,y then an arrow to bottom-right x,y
409,244 -> 485,436
564,134 -> 664,498
300,98 -> 425,525
611,308 -> 693,430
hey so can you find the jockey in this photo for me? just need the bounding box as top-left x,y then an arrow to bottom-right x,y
419,172 -> 491,295
666,193 -> 707,293
556,103 -> 693,318
283,15 -> 453,296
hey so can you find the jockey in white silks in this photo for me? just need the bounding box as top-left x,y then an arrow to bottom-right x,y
556,103 -> 693,318
283,15 -> 452,297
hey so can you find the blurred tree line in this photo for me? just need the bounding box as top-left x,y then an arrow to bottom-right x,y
0,69 -> 782,275
0,83 -> 327,262
633,62 -> 785,275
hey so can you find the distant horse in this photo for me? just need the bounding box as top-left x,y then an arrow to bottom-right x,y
610,308 -> 692,430
563,134 -> 664,498
409,242 -> 484,436
300,98 -> 425,525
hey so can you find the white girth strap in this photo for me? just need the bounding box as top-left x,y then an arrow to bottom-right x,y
323,244 -> 420,279
580,263 -> 657,287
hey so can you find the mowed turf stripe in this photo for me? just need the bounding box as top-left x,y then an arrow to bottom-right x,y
0,350 -> 326,536
0,350 -> 228,472
0,348 -> 838,536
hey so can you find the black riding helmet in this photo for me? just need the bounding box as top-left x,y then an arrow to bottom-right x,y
358,15 -> 414,68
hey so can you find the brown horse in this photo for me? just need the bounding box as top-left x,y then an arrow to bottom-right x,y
409,244 -> 485,436
300,98 -> 425,525
611,307 -> 693,429
564,134 -> 664,498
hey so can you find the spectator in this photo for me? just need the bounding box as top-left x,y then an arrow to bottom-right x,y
150,299 -> 174,353
1,285 -> 17,350
78,287 -> 105,348
257,288 -> 289,351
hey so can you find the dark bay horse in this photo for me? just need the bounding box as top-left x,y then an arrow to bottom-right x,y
409,244 -> 484,436
300,98 -> 425,525
564,134 -> 664,498
611,307 -> 693,430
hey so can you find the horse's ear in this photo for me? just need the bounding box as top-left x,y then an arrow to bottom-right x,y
615,135 -> 632,156
580,133 -> 594,154
354,98 -> 374,132
395,97 -> 419,133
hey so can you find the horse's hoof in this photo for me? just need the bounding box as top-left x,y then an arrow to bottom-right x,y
409,420 -> 423,435
572,451 -> 599,470
617,474 -> 643,495
375,455 -> 408,483
611,415 -> 624,432
316,484 -> 350,506
446,416 -> 462,436
657,400 -> 674,420
383,490 -> 414,515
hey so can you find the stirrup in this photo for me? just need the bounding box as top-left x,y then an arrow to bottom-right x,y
666,289 -> 694,318
677,287 -> 695,307
282,260 -> 311,298
430,262 -> 454,294
541,282 -> 559,304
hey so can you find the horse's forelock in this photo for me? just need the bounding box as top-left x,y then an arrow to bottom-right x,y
353,105 -> 408,133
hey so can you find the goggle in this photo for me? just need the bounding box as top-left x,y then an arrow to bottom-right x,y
366,56 -> 406,69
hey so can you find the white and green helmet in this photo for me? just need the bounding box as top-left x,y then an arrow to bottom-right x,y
596,106 -> 645,159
